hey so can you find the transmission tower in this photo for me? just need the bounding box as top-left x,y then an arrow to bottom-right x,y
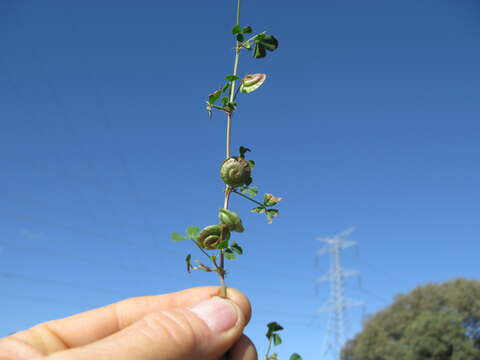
317,227 -> 362,359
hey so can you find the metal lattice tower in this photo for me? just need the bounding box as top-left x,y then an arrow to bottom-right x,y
317,227 -> 362,359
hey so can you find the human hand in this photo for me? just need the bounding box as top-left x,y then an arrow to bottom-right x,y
0,286 -> 256,360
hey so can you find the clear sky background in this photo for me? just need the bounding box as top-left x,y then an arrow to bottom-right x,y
1,1 -> 479,359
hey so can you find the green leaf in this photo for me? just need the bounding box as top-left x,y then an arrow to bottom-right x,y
251,206 -> 266,214
236,34 -> 244,42
289,354 -> 302,360
260,35 -> 279,51
248,160 -> 255,169
253,34 -> 279,58
232,24 -> 242,34
217,239 -> 229,249
225,75 -> 240,82
266,321 -> 284,339
242,26 -> 252,34
267,321 -> 284,333
210,255 -> 217,262
171,232 -> 186,242
253,43 -> 266,58
222,82 -> 230,93
239,146 -> 251,158
186,226 -> 200,239
221,97 -> 229,106
264,193 -> 283,207
224,248 -> 236,260
231,242 -> 243,255
248,186 -> 259,197
208,90 -> 221,104
266,209 -> 279,224
273,333 -> 282,346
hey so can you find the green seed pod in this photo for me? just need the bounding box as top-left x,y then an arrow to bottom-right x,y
220,157 -> 252,188
240,73 -> 267,93
219,209 -> 245,233
197,225 -> 231,250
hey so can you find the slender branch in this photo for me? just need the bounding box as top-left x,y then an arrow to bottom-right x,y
219,0 -> 242,299
232,189 -> 266,208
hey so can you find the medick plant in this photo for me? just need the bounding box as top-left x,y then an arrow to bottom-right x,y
171,2 -> 302,359
171,0 -> 281,298
265,322 -> 302,360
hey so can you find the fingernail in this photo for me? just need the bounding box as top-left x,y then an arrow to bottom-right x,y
189,297 -> 238,333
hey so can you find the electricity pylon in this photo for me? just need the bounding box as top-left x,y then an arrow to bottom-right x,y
317,227 -> 362,359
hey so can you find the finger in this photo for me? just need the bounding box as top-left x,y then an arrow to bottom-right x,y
8,287 -> 250,355
226,334 -> 257,360
46,295 -> 250,360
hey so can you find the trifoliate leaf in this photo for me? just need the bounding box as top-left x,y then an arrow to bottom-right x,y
253,34 -> 279,58
172,232 -> 186,242
266,321 -> 284,338
240,73 -> 267,93
186,226 -> 200,239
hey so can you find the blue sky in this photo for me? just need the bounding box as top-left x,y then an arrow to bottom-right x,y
1,0 -> 480,359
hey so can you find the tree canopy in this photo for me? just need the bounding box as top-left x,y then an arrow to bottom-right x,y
341,278 -> 480,360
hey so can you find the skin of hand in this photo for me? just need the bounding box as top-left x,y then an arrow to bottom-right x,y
0,286 -> 257,360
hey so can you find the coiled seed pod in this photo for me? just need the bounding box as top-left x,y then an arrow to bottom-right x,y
219,209 -> 244,233
220,157 -> 252,188
240,73 -> 267,93
197,225 -> 231,250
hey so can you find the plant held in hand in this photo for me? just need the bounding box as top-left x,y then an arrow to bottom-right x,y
171,0 -> 281,298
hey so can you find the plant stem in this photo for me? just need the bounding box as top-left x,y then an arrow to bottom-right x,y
232,189 -> 266,208
265,338 -> 273,360
219,0 -> 242,299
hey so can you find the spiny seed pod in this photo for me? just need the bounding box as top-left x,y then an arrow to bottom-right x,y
220,157 -> 252,188
197,225 -> 230,250
219,208 -> 244,233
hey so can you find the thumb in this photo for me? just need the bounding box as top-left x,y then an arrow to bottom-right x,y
47,295 -> 250,360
